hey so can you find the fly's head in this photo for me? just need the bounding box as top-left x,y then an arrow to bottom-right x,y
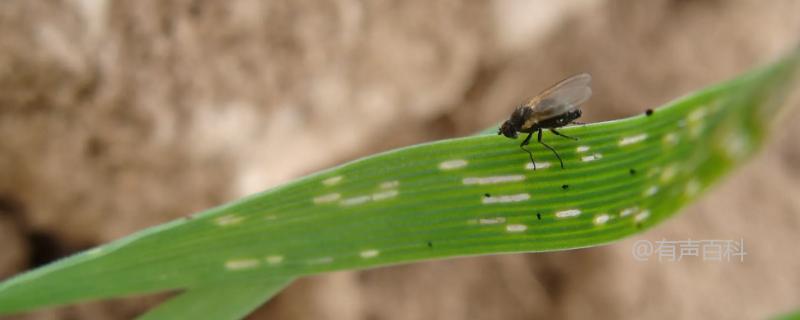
498,120 -> 518,139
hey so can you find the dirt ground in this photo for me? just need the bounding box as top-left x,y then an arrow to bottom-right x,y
1,0 -> 800,319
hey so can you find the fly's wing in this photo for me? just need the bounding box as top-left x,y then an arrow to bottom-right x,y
525,73 -> 592,121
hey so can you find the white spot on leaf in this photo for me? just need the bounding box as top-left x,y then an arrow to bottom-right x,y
644,186 -> 659,197
689,108 -> 707,122
506,224 -> 527,232
322,176 -> 343,186
620,207 -> 638,217
581,153 -> 603,162
685,179 -> 701,197
265,255 -> 284,265
463,175 -> 525,185
439,159 -> 468,170
635,210 -> 650,222
360,249 -> 380,258
380,180 -> 399,189
314,193 -> 341,204
372,190 -> 399,201
225,259 -> 260,270
525,161 -> 551,170
723,132 -> 749,159
215,215 -> 244,226
594,214 -> 610,225
619,133 -> 648,146
663,133 -> 679,146
555,209 -> 581,219
660,165 -> 678,182
478,217 -> 506,225
341,195 -> 371,206
482,193 -> 530,204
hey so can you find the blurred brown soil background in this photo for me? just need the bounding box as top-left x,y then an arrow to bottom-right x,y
1,0 -> 800,319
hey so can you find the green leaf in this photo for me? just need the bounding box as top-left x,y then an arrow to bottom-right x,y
1,49 -> 798,317
137,278 -> 293,320
773,309 -> 800,320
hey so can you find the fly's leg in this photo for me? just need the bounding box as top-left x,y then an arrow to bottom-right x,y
520,132 -> 535,170
550,128 -> 578,141
538,129 -> 565,169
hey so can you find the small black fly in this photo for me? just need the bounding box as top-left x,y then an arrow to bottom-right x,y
498,73 -> 592,170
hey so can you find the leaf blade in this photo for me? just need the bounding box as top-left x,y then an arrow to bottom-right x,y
136,278 -> 293,320
0,49 -> 798,316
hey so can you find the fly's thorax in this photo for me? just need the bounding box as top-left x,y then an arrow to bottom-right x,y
509,106 -> 531,129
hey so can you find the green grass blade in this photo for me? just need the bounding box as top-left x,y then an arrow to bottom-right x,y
773,309 -> 800,320
136,278 -> 293,320
0,49 -> 798,316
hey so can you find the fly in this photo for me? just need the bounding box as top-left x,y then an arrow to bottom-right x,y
498,73 -> 592,170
